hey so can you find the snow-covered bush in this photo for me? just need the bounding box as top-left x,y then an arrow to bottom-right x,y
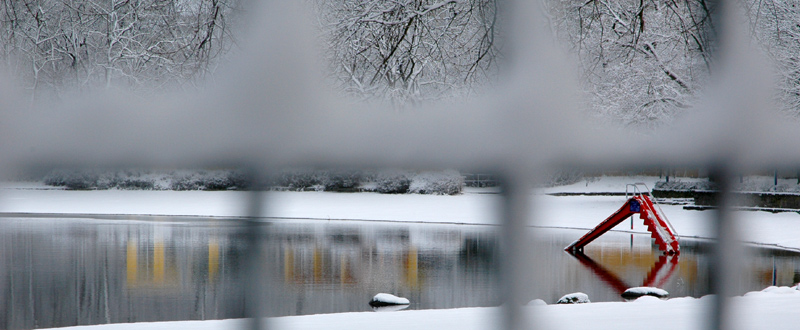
170,170 -> 247,191
43,169 -> 101,190
409,170 -> 463,195
271,168 -> 328,191
374,170 -> 412,194
541,169 -> 584,187
320,170 -> 363,192
41,167 -> 464,194
42,169 -> 74,187
360,169 -> 464,195
116,178 -> 156,190
43,169 -> 247,190
654,180 -> 717,192
42,169 -> 71,187
270,168 -> 369,192
656,177 -> 800,194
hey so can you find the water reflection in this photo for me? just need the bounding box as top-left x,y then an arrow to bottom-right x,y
548,231 -> 800,304
262,222 -> 498,317
0,218 -> 498,330
0,218 -> 248,330
567,251 -> 679,296
1,217 -> 799,330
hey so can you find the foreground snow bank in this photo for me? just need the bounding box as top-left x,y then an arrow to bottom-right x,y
41,287 -> 800,330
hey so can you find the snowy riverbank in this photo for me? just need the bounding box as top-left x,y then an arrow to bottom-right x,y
2,176 -> 800,250
3,176 -> 800,330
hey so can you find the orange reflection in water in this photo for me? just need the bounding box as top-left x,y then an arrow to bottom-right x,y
567,248 -> 682,295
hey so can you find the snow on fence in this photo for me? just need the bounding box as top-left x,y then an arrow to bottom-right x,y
0,1 -> 797,330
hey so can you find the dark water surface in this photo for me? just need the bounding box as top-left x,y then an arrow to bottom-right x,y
1,216 -> 799,329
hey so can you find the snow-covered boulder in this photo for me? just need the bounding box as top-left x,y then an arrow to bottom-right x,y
556,292 -> 590,304
526,299 -> 547,306
369,293 -> 411,307
621,287 -> 669,299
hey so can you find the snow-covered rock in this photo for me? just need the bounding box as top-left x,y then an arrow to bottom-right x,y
369,293 -> 410,307
556,292 -> 590,304
526,299 -> 547,306
621,287 -> 669,299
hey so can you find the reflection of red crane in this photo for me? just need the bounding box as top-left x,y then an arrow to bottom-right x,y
567,250 -> 679,296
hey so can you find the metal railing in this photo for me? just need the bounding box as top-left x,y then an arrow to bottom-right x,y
626,182 -> 679,239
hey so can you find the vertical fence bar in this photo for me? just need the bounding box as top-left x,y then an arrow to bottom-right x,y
244,171 -> 267,330
708,164 -> 738,330
498,173 -> 531,330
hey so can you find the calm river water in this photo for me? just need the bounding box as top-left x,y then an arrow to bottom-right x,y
1,216 -> 798,329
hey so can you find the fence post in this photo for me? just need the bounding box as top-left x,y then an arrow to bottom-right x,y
498,172 -> 532,330
708,164 -> 741,330
244,170 -> 268,330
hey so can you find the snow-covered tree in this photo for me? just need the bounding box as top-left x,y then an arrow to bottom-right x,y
0,0 -> 239,99
746,0 -> 800,118
312,0 -> 499,106
546,0 -> 716,128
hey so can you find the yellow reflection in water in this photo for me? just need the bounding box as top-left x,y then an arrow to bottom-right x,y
284,248 -> 294,284
154,241 -> 165,284
127,240 -> 138,286
125,238 -> 179,289
209,240 -> 219,281
405,247 -> 419,288
313,247 -> 323,283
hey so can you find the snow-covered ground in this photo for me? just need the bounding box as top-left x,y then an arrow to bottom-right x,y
37,287 -> 800,330
2,176 -> 799,250
3,176 -> 800,330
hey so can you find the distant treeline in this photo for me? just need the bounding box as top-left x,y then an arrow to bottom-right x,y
42,168 -> 465,195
